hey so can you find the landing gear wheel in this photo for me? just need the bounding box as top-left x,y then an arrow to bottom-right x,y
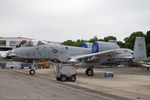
56,78 -> 60,81
70,75 -> 76,82
85,68 -> 94,76
60,75 -> 67,82
29,69 -> 35,75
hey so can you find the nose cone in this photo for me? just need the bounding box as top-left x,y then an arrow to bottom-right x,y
8,52 -> 17,57
6,49 -> 20,59
6,50 -> 16,58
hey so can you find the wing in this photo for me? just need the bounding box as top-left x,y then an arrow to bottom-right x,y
69,49 -> 121,62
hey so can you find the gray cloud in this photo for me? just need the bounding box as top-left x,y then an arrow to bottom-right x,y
0,0 -> 150,42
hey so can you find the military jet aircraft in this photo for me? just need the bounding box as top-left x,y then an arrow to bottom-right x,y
6,40 -> 134,76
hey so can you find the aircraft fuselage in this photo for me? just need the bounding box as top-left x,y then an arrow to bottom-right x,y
8,43 -> 91,62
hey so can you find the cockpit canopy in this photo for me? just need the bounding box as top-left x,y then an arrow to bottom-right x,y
23,40 -> 48,47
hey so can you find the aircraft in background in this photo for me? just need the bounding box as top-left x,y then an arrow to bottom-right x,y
6,40 -> 134,76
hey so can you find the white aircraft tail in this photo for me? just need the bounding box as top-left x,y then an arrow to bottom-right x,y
133,37 -> 147,61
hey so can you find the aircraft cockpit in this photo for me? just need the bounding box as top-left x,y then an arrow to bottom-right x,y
23,40 -> 48,47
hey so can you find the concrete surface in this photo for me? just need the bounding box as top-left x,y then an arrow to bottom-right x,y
24,67 -> 150,100
75,67 -> 150,100
0,69 -> 132,100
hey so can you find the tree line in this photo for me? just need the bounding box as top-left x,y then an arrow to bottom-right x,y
63,30 -> 150,57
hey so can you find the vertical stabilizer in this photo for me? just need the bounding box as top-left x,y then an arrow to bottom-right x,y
134,37 -> 147,60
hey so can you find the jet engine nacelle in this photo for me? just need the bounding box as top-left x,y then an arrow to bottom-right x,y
92,41 -> 120,53
81,42 -> 93,48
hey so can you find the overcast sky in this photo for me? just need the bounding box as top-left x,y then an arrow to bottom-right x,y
0,0 -> 150,42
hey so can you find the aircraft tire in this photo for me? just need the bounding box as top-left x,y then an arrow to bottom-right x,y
60,75 -> 67,82
29,69 -> 35,75
70,75 -> 76,82
86,68 -> 94,76
56,78 -> 60,81
147,68 -> 150,70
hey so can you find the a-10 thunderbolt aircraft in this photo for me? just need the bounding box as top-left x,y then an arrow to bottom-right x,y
5,39 -> 135,76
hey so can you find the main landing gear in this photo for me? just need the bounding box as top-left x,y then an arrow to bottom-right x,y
85,68 -> 94,76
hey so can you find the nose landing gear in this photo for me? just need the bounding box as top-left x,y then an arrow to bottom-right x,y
29,69 -> 35,75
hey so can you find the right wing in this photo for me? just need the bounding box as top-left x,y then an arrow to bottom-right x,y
69,48 -> 133,62
69,49 -> 121,62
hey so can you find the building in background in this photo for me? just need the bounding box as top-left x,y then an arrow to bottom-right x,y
0,37 -> 33,48
0,37 -> 62,48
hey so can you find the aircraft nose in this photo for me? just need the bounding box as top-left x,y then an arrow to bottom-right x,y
8,52 -> 17,57
6,50 -> 17,58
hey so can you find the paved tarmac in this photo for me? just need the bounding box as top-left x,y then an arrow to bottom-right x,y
0,69 -> 132,100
